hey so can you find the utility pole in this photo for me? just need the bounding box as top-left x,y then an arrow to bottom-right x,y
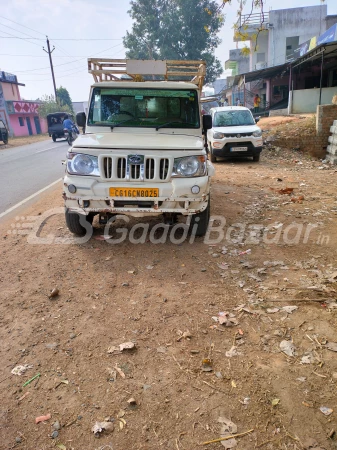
43,36 -> 57,101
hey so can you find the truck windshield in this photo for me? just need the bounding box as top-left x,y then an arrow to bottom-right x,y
88,87 -> 200,129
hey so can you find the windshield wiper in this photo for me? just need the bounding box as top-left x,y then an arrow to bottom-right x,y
110,119 -> 134,130
155,121 -> 196,131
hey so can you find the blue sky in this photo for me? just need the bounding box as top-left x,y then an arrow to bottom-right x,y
1,0 -> 336,101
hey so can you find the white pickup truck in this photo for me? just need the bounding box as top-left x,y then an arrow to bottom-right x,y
63,59 -> 214,237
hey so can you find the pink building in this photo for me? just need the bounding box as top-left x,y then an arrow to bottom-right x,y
0,71 -> 47,137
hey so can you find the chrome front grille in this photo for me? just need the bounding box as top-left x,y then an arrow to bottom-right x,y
100,155 -> 172,181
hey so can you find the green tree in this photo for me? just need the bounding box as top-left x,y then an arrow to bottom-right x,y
123,0 -> 224,84
38,95 -> 69,118
56,86 -> 74,114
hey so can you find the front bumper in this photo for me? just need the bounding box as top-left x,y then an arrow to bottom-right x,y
212,138 -> 263,158
63,176 -> 210,217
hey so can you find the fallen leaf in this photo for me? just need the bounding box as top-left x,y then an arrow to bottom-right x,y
231,380 -> 237,388
56,445 -> 67,450
272,398 -> 280,406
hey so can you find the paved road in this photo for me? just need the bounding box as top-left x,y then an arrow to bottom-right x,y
0,138 -> 68,215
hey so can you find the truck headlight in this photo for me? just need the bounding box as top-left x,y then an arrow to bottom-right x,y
172,155 -> 207,178
253,130 -> 262,137
67,153 -> 99,176
213,132 -> 224,139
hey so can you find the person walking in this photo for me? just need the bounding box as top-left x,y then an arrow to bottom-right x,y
223,98 -> 229,106
253,94 -> 261,113
236,97 -> 241,106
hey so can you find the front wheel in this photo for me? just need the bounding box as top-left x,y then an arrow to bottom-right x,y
253,154 -> 260,162
65,209 -> 94,236
190,199 -> 210,237
3,136 -> 8,144
67,135 -> 73,146
209,145 -> 217,163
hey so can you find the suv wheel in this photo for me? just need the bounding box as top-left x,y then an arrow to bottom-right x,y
52,134 -> 57,142
65,209 -> 94,236
190,199 -> 210,237
3,136 -> 8,145
253,154 -> 260,162
209,145 -> 217,163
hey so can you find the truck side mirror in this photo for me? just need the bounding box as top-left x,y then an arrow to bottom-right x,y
76,112 -> 86,127
203,114 -> 212,130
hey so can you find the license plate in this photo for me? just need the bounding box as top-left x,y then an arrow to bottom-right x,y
230,147 -> 248,152
109,187 -> 159,198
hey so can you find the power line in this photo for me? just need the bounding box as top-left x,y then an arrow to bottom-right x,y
0,36 -> 121,41
0,31 -> 42,47
9,42 -> 124,76
0,21 -> 41,40
0,15 -> 46,36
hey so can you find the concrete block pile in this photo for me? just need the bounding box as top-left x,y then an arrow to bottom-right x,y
327,120 -> 337,164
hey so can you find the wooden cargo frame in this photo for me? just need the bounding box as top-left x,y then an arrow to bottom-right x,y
88,59 -> 206,91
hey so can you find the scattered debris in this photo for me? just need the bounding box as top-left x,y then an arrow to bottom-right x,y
92,421 -> 114,436
238,249 -> 251,256
282,305 -> 298,314
156,346 -> 167,354
225,346 -> 241,358
23,373 -> 41,387
280,340 -> 296,357
51,430 -> 59,439
201,359 -> 213,372
94,235 -> 113,241
319,406 -> 333,416
11,364 -> 33,376
48,287 -> 59,298
325,342 -> 337,352
177,330 -> 192,341
271,398 -> 280,407
212,312 -> 238,327
35,414 -> 51,424
107,342 -> 136,354
218,417 -> 237,449
127,397 -> 137,406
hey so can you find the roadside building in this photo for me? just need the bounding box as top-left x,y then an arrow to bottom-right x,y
221,4 -> 337,115
0,71 -> 47,137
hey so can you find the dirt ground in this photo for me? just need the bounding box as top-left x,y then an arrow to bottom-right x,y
1,122 -> 337,450
0,134 -> 49,150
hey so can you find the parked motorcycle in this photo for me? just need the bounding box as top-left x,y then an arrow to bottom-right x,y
64,125 -> 79,146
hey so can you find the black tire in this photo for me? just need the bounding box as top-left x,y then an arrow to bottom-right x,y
52,134 -> 57,142
67,135 -> 72,146
3,136 -> 8,145
65,209 -> 93,236
209,145 -> 217,163
190,198 -> 210,237
253,154 -> 260,162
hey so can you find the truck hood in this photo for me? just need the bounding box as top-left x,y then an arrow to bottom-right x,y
73,132 -> 204,150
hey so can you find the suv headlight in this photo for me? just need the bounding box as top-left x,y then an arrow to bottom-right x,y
213,132 -> 224,139
67,153 -> 99,176
172,155 -> 207,178
253,130 -> 262,137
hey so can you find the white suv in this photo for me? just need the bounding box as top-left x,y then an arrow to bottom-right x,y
207,106 -> 263,162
